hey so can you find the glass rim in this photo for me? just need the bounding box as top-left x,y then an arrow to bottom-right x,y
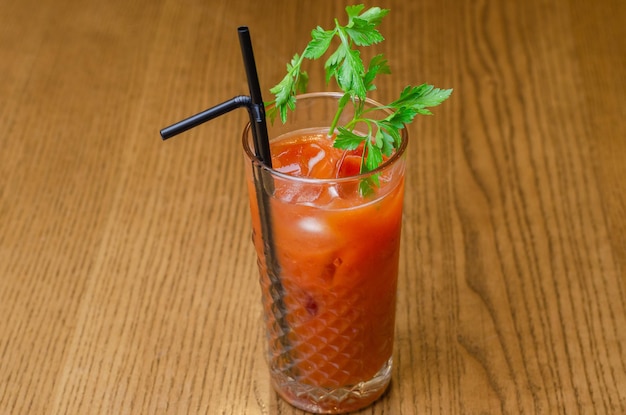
242,92 -> 408,184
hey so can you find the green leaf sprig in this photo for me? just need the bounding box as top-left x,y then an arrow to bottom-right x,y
266,4 -> 452,178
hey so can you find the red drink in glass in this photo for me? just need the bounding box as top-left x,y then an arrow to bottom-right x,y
243,93 -> 407,413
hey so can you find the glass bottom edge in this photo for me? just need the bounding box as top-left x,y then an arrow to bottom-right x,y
271,356 -> 393,414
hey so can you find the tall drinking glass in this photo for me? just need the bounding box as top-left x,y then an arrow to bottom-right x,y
242,92 -> 408,413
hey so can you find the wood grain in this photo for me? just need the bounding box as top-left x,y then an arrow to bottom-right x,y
0,0 -> 624,414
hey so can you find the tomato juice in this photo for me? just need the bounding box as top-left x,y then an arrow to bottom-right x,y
244,122 -> 406,413
242,92 -> 407,413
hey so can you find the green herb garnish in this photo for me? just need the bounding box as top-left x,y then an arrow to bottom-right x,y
266,4 -> 452,176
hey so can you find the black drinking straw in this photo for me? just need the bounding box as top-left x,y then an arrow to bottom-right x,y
160,95 -> 251,140
159,27 -> 291,366
238,27 -> 273,167
237,28 -> 291,367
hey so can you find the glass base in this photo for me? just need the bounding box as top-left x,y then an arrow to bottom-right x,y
271,357 -> 393,414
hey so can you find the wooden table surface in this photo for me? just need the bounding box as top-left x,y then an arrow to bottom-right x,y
1,0 -> 624,414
